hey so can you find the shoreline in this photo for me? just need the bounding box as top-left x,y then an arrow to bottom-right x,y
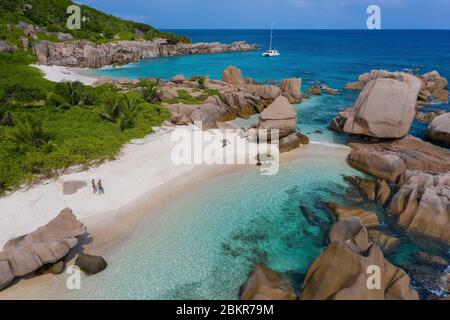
32,64 -> 100,85
0,142 -> 348,299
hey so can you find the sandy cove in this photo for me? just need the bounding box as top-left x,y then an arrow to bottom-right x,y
32,64 -> 100,85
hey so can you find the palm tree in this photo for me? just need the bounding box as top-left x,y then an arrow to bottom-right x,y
51,81 -> 85,108
141,79 -> 160,103
9,114 -> 50,148
100,91 -> 122,123
119,94 -> 139,131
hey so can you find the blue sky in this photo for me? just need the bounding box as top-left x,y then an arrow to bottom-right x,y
75,0 -> 450,29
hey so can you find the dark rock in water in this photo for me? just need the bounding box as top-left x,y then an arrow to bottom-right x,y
241,264 -> 297,300
75,253 -> 107,275
415,252 -> 449,269
402,263 -> 450,298
49,261 -> 65,274
325,202 -> 379,229
344,176 -> 376,200
299,206 -> 321,227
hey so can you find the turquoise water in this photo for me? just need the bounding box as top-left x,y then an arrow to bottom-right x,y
86,30 -> 450,299
65,145 -> 367,299
97,30 -> 450,141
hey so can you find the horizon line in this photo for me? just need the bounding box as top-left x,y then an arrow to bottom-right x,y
160,28 -> 450,31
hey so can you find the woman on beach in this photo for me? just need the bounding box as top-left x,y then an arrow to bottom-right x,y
91,179 -> 97,194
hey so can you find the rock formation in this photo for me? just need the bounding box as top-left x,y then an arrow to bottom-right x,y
256,96 -> 308,152
368,230 -> 400,255
344,176 -> 391,205
345,69 -> 448,104
427,112 -> 450,145
0,40 -> 17,53
75,253 -> 107,275
222,66 -> 245,85
388,170 -> 450,243
241,264 -> 297,300
328,108 -> 352,133
280,78 -> 302,104
343,75 -> 422,139
347,136 -> 450,183
300,218 -> 419,300
325,202 -> 379,228
0,208 -> 86,291
33,40 -> 257,68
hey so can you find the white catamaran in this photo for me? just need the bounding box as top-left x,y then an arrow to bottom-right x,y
262,22 -> 280,57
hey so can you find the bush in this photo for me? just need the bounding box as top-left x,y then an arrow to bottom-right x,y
141,79 -> 160,103
3,83 -> 47,105
49,81 -> 96,108
9,114 -> 50,150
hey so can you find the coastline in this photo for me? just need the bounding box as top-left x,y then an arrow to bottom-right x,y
31,64 -> 100,85
0,142 -> 350,299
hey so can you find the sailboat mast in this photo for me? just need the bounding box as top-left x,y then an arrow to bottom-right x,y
269,22 -> 273,49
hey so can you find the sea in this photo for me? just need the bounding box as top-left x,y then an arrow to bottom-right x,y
73,30 -> 450,299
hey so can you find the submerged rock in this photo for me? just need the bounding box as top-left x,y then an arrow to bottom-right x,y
300,218 -> 418,300
368,230 -> 400,255
415,252 -> 449,269
325,202 -> 379,228
0,208 -> 86,291
241,264 -> 297,300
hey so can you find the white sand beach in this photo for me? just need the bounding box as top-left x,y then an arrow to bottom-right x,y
32,64 -> 100,85
0,123 -> 275,248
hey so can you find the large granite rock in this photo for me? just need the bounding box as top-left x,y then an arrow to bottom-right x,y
244,85 -> 281,101
190,96 -> 237,128
300,218 -> 418,300
221,91 -> 260,117
345,69 -> 448,104
33,41 -> 257,68
280,78 -> 302,104
328,108 -> 352,133
241,264 -> 297,300
347,136 -> 450,183
389,170 -> 450,243
343,75 -> 422,139
427,112 -> 450,145
0,208 -> 86,291
258,96 -> 297,138
222,66 -> 245,85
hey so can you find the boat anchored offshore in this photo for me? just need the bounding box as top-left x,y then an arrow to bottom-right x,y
262,22 -> 280,57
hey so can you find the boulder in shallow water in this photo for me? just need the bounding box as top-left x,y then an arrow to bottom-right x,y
388,170 -> 450,243
280,78 -> 302,104
241,264 -> 296,300
343,75 -> 422,139
300,218 -> 418,300
325,202 -> 379,229
258,96 -> 297,138
75,253 -> 107,275
427,112 -> 450,146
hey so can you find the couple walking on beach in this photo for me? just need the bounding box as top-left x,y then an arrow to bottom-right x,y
91,179 -> 105,195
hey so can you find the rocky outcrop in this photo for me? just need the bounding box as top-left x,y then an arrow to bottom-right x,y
280,78 -> 302,104
190,96 -> 237,128
343,75 -> 422,139
222,66 -> 245,85
33,40 -> 257,68
345,69 -> 449,104
279,132 -> 309,153
241,264 -> 297,300
414,252 -> 449,269
325,202 -> 379,228
368,230 -> 400,255
328,108 -> 352,133
344,176 -> 391,205
388,170 -> 450,243
415,110 -> 445,123
0,208 -> 86,291
300,218 -> 418,300
0,40 -> 17,53
258,96 -> 297,138
75,253 -> 107,275
347,136 -> 450,183
427,112 -> 450,145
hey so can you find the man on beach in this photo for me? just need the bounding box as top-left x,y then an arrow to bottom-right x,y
98,180 -> 105,195
91,179 -> 97,194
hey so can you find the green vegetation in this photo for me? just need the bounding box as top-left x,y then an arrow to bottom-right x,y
0,0 -> 190,45
163,89 -> 221,105
0,53 -> 170,195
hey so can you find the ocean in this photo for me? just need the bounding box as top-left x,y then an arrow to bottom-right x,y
83,30 -> 450,299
